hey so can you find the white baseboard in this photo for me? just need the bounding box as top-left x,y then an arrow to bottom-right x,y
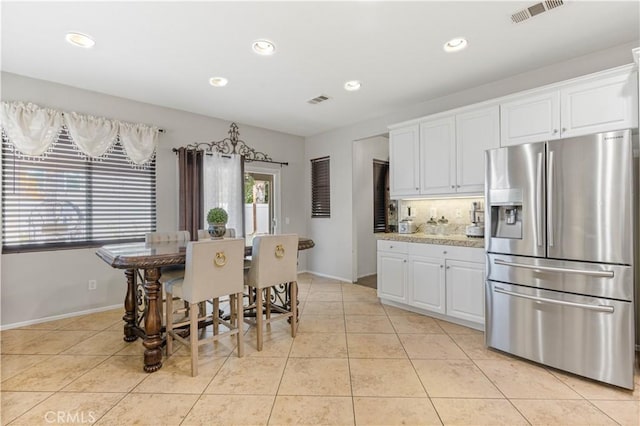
301,270 -> 351,283
0,304 -> 122,331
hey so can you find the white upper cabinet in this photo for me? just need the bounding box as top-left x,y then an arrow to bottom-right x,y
456,106 -> 500,192
419,117 -> 455,195
389,125 -> 420,198
500,90 -> 560,146
390,105 -> 499,197
501,66 -> 638,146
560,71 -> 638,138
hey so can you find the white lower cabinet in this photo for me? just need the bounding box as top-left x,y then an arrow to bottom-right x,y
409,254 -> 445,313
377,240 -> 409,303
378,240 -> 485,328
445,259 -> 485,324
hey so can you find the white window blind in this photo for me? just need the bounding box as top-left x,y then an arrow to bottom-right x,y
2,129 -> 156,252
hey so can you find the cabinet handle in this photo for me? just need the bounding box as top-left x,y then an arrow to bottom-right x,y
451,185 -> 455,189
415,187 -> 419,190
389,245 -> 393,249
440,265 -> 444,268
403,260 -> 407,263
553,129 -> 558,134
562,127 -> 566,132
446,266 -> 451,269
443,251 -> 447,254
457,185 -> 460,188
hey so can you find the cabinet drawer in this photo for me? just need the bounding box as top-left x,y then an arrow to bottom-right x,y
408,243 -> 445,258
377,240 -> 408,253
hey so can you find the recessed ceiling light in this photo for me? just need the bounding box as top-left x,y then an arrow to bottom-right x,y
252,39 -> 276,56
209,77 -> 228,87
443,37 -> 468,53
65,32 -> 95,48
344,80 -> 361,91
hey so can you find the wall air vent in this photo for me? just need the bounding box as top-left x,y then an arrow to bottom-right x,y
511,0 -> 564,23
307,95 -> 330,105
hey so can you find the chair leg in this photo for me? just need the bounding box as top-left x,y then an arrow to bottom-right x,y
236,292 -> 244,357
265,287 -> 271,331
189,302 -> 198,377
256,288 -> 263,351
165,290 -> 173,356
290,281 -> 297,338
213,298 -> 220,335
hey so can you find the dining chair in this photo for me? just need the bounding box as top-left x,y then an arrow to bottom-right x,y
245,234 -> 299,351
145,231 -> 191,322
164,238 -> 245,376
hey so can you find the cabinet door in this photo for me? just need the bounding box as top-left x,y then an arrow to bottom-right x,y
445,259 -> 485,325
409,255 -> 445,313
456,106 -> 500,193
500,90 -> 560,146
560,71 -> 638,138
419,117 -> 456,194
377,251 -> 407,303
389,125 -> 420,198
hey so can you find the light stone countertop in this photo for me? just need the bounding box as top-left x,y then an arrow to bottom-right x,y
376,232 -> 485,248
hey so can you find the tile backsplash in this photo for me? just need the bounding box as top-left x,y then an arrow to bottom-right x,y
399,197 -> 484,235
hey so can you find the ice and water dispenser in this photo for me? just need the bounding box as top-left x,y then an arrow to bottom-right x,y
488,188 -> 523,239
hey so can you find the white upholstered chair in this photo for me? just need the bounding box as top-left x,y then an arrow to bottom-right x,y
245,234 -> 299,351
144,231 -> 191,322
164,238 -> 245,376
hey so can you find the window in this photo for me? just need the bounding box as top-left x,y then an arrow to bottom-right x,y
310,156 -> 330,218
2,129 -> 156,252
373,160 -> 389,232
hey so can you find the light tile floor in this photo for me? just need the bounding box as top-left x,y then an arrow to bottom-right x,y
1,272 -> 639,425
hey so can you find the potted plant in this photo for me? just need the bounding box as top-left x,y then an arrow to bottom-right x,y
207,207 -> 228,239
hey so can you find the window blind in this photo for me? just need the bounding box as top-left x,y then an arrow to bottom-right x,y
373,160 -> 389,232
2,129 -> 156,252
311,156 -> 330,218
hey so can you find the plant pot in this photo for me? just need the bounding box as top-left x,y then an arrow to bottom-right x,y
208,223 -> 226,239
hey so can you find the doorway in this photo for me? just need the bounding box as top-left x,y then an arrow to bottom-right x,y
244,167 -> 280,244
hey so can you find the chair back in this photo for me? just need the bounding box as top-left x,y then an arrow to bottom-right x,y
247,234 -> 298,289
145,231 -> 190,243
181,238 -> 245,302
198,228 -> 236,240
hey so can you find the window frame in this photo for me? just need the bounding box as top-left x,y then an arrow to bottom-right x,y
310,156 -> 330,218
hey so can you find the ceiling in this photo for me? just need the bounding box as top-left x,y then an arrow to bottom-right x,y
1,1 -> 639,137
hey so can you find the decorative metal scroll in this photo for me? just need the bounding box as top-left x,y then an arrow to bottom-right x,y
175,122 -> 288,166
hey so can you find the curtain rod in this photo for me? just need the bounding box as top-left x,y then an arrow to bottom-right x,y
171,122 -> 289,167
171,147 -> 288,166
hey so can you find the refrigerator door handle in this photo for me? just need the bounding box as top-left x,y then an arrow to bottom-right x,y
535,152 -> 543,247
494,286 -> 615,313
493,258 -> 614,278
548,150 -> 555,247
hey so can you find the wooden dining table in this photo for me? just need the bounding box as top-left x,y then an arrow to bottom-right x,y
96,237 -> 314,372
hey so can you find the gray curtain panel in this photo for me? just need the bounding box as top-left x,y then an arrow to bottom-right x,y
177,147 -> 204,240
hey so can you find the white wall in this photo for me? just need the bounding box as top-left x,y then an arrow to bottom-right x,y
353,136 -> 389,280
1,72 -> 306,327
305,42 -> 638,282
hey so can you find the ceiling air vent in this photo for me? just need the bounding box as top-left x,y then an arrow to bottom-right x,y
307,95 -> 330,105
511,0 -> 564,23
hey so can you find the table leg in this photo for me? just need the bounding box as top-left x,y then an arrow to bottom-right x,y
142,267 -> 163,372
123,269 -> 138,342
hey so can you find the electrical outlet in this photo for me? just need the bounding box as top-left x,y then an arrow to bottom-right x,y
429,208 -> 437,218
88,280 -> 97,291
455,209 -> 462,218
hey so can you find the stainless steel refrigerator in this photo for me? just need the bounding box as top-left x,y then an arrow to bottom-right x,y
485,129 -> 636,390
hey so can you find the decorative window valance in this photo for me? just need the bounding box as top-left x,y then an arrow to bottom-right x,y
0,101 -> 160,166
174,122 -> 288,167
